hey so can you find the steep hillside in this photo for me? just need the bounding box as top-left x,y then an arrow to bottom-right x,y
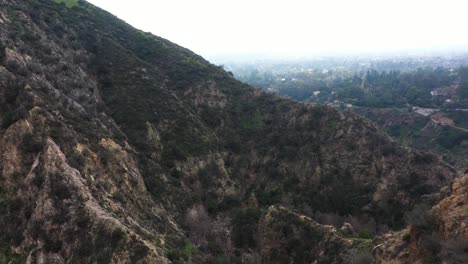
354,107 -> 468,173
373,174 -> 468,263
0,0 -> 459,263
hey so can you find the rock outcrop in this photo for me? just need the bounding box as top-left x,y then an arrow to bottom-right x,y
373,174 -> 468,264
258,206 -> 373,264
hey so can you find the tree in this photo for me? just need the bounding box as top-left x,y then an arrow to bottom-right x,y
0,42 -> 6,63
458,67 -> 468,100
185,204 -> 211,247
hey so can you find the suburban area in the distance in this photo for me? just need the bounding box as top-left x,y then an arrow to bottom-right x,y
222,54 -> 468,172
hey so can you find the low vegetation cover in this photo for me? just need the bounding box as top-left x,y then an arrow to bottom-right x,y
52,0 -> 79,8
0,0 -> 464,263
228,59 -> 468,172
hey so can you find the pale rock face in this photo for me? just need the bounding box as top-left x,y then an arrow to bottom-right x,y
1,119 -> 171,262
435,174 -> 468,239
373,175 -> 468,263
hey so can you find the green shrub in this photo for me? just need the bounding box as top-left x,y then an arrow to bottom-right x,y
110,228 -> 125,246
166,242 -> 196,264
32,174 -> 45,188
182,242 -> 195,263
22,133 -> 43,153
421,253 -> 440,264
214,255 -> 230,264
357,229 -> 374,240
97,147 -> 113,165
52,0 -> 79,8
1,111 -> 15,129
44,238 -> 63,253
0,42 -> 5,63
257,189 -> 282,207
51,179 -> 72,200
402,233 -> 411,242
404,204 -> 435,232
351,251 -> 373,264
67,152 -> 85,169
442,239 -> 468,263
0,248 -> 27,264
232,208 -> 261,248
217,195 -> 241,212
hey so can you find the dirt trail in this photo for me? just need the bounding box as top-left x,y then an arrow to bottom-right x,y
430,118 -> 468,133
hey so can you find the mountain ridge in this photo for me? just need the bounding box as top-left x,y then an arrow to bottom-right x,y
0,0 -> 462,263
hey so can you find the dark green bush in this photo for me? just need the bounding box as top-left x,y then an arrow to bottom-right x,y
351,251 -> 373,264
1,112 -> 15,129
22,133 -> 43,153
67,152 -> 85,169
97,147 -> 113,165
257,189 -> 282,207
0,247 -> 27,264
130,240 -> 150,263
442,239 -> 468,263
0,42 -> 6,63
110,228 -> 125,246
404,204 -> 435,232
217,195 -> 241,212
232,208 -> 261,248
52,180 -> 72,200
357,230 -> 374,239
32,174 -> 45,188
44,238 -> 63,253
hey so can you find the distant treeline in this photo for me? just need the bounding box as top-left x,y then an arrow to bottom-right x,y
230,59 -> 468,109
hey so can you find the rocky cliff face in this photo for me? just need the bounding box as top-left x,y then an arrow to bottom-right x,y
436,174 -> 468,239
0,0 -> 461,263
373,174 -> 468,264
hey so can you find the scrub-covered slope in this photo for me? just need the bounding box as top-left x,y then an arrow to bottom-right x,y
0,0 -> 457,262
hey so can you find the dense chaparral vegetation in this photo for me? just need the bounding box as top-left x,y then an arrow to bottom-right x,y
0,0 -> 465,263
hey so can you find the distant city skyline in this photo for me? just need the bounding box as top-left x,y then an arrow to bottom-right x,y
87,0 -> 468,60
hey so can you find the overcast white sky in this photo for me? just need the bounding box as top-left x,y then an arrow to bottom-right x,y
86,0 -> 468,58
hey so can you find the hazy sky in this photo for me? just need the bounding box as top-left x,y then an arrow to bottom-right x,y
87,0 -> 468,58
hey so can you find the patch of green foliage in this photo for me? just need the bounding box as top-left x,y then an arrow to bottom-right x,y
232,208 -> 262,248
0,42 -> 5,63
52,0 -> 79,8
267,208 -> 326,263
240,111 -> 265,133
356,230 -> 374,240
238,66 -> 456,108
436,127 -> 468,149
166,242 -> 196,264
257,189 -> 282,207
446,110 -> 468,130
421,253 -> 440,264
351,251 -> 374,264
181,242 -> 195,263
0,248 -> 27,264
404,204 -> 435,232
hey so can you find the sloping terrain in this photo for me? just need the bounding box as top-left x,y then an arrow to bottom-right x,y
0,0 -> 460,263
354,107 -> 468,173
373,174 -> 468,264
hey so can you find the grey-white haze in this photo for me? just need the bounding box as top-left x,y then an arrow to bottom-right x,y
86,0 -> 468,60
